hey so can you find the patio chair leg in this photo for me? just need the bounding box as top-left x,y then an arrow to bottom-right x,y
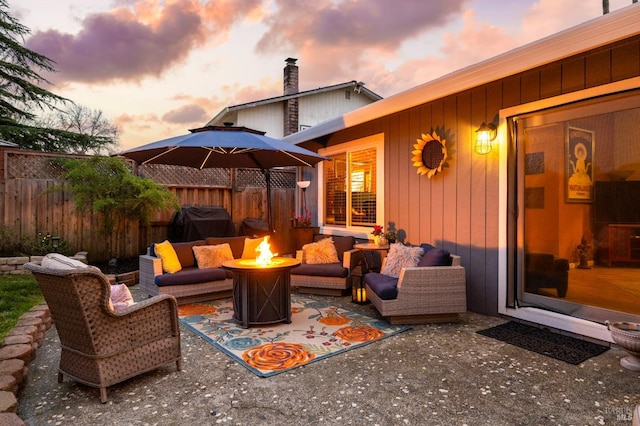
57,372 -> 63,383
100,387 -> 108,404
176,359 -> 182,371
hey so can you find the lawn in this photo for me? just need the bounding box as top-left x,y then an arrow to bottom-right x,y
0,274 -> 44,341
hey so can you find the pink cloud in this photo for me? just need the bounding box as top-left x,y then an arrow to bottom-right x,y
161,104 -> 208,124
24,0 -> 263,84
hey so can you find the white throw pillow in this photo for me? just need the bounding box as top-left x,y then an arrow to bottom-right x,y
109,283 -> 135,312
193,244 -> 234,269
381,243 -> 424,278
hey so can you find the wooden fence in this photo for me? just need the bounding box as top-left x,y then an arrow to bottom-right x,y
0,148 -> 297,262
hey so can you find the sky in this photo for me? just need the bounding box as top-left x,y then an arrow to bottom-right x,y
10,0 -> 637,151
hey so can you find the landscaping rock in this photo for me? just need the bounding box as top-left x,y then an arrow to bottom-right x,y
0,390 -> 17,413
0,412 -> 24,425
0,375 -> 17,394
0,345 -> 34,365
0,360 -> 25,385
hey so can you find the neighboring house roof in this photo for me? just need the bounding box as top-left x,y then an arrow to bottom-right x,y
283,5 -> 640,145
205,80 -> 382,127
0,139 -> 18,147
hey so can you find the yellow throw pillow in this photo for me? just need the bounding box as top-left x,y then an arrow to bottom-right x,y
241,236 -> 269,259
193,244 -> 234,269
302,238 -> 339,264
154,240 -> 182,274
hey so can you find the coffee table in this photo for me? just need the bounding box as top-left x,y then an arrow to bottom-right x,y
222,258 -> 300,328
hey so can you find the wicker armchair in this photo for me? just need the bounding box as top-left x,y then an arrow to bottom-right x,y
365,254 -> 467,324
24,263 -> 182,403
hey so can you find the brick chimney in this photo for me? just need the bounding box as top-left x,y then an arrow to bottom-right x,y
283,58 -> 299,136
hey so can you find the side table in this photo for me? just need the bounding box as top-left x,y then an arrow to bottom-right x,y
353,242 -> 390,273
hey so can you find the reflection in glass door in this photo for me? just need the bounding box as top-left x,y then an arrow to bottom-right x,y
514,90 -> 640,324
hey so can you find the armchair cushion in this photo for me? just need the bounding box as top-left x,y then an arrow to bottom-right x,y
365,272 -> 399,300
381,243 -> 424,278
418,247 -> 453,267
302,238 -> 339,264
41,253 -> 93,270
192,244 -> 233,269
291,262 -> 347,278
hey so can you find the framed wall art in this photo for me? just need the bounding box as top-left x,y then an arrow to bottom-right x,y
565,126 -> 594,203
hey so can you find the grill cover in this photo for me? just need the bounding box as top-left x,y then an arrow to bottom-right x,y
169,206 -> 235,242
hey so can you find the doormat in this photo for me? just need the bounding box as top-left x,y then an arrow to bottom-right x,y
178,295 -> 411,377
476,321 -> 608,365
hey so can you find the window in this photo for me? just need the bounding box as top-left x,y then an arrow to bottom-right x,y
319,134 -> 384,234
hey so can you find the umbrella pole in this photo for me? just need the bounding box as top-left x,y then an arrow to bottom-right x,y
264,169 -> 273,232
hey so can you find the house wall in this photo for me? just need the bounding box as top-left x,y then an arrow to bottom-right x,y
298,90 -> 378,130
306,34 -> 640,316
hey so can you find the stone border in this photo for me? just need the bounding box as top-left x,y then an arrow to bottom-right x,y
0,304 -> 52,425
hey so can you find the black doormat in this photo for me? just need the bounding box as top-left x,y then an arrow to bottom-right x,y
477,321 -> 609,365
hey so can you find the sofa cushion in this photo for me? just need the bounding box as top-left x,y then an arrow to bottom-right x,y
171,240 -> 206,268
418,247 -> 452,267
155,266 -> 228,286
206,236 -> 246,259
193,244 -> 233,269
365,272 -> 399,300
291,262 -> 348,278
154,240 -> 182,274
381,243 -> 424,278
302,238 -> 340,264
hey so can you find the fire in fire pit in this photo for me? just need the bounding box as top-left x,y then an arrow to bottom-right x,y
256,236 -> 278,265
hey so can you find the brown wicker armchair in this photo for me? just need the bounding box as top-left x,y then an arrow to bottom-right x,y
24,263 -> 182,403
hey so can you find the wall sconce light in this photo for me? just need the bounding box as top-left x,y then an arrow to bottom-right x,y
51,236 -> 60,253
475,122 -> 497,155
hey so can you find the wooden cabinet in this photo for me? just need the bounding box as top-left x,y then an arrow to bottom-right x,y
608,225 -> 640,266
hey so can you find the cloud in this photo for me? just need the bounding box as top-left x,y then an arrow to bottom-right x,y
161,104 -> 208,124
253,0 -> 467,94
24,0 -> 263,85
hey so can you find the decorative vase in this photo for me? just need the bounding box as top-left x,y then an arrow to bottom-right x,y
607,321 -> 640,371
375,235 -> 387,246
373,235 -> 380,246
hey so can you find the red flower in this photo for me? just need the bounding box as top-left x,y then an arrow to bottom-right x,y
371,225 -> 383,236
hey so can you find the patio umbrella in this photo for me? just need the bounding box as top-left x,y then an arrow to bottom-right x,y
118,125 -> 329,230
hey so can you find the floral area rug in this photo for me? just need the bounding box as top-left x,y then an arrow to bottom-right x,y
178,295 -> 411,377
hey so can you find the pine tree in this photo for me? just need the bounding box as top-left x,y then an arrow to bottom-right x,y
0,0 -> 66,123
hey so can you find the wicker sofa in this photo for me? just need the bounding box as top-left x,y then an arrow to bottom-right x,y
139,236 -> 254,304
364,243 -> 467,324
24,262 -> 182,403
290,235 -> 363,296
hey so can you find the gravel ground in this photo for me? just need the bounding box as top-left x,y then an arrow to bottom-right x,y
16,285 -> 640,426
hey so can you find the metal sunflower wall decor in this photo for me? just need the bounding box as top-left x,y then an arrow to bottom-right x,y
411,125 -> 455,178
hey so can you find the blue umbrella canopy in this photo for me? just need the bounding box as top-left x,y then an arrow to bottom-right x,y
118,125 -> 328,231
119,125 -> 328,170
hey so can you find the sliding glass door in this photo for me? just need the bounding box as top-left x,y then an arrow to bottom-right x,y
512,89 -> 640,324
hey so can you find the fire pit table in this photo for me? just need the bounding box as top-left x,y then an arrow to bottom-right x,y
222,257 -> 300,328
